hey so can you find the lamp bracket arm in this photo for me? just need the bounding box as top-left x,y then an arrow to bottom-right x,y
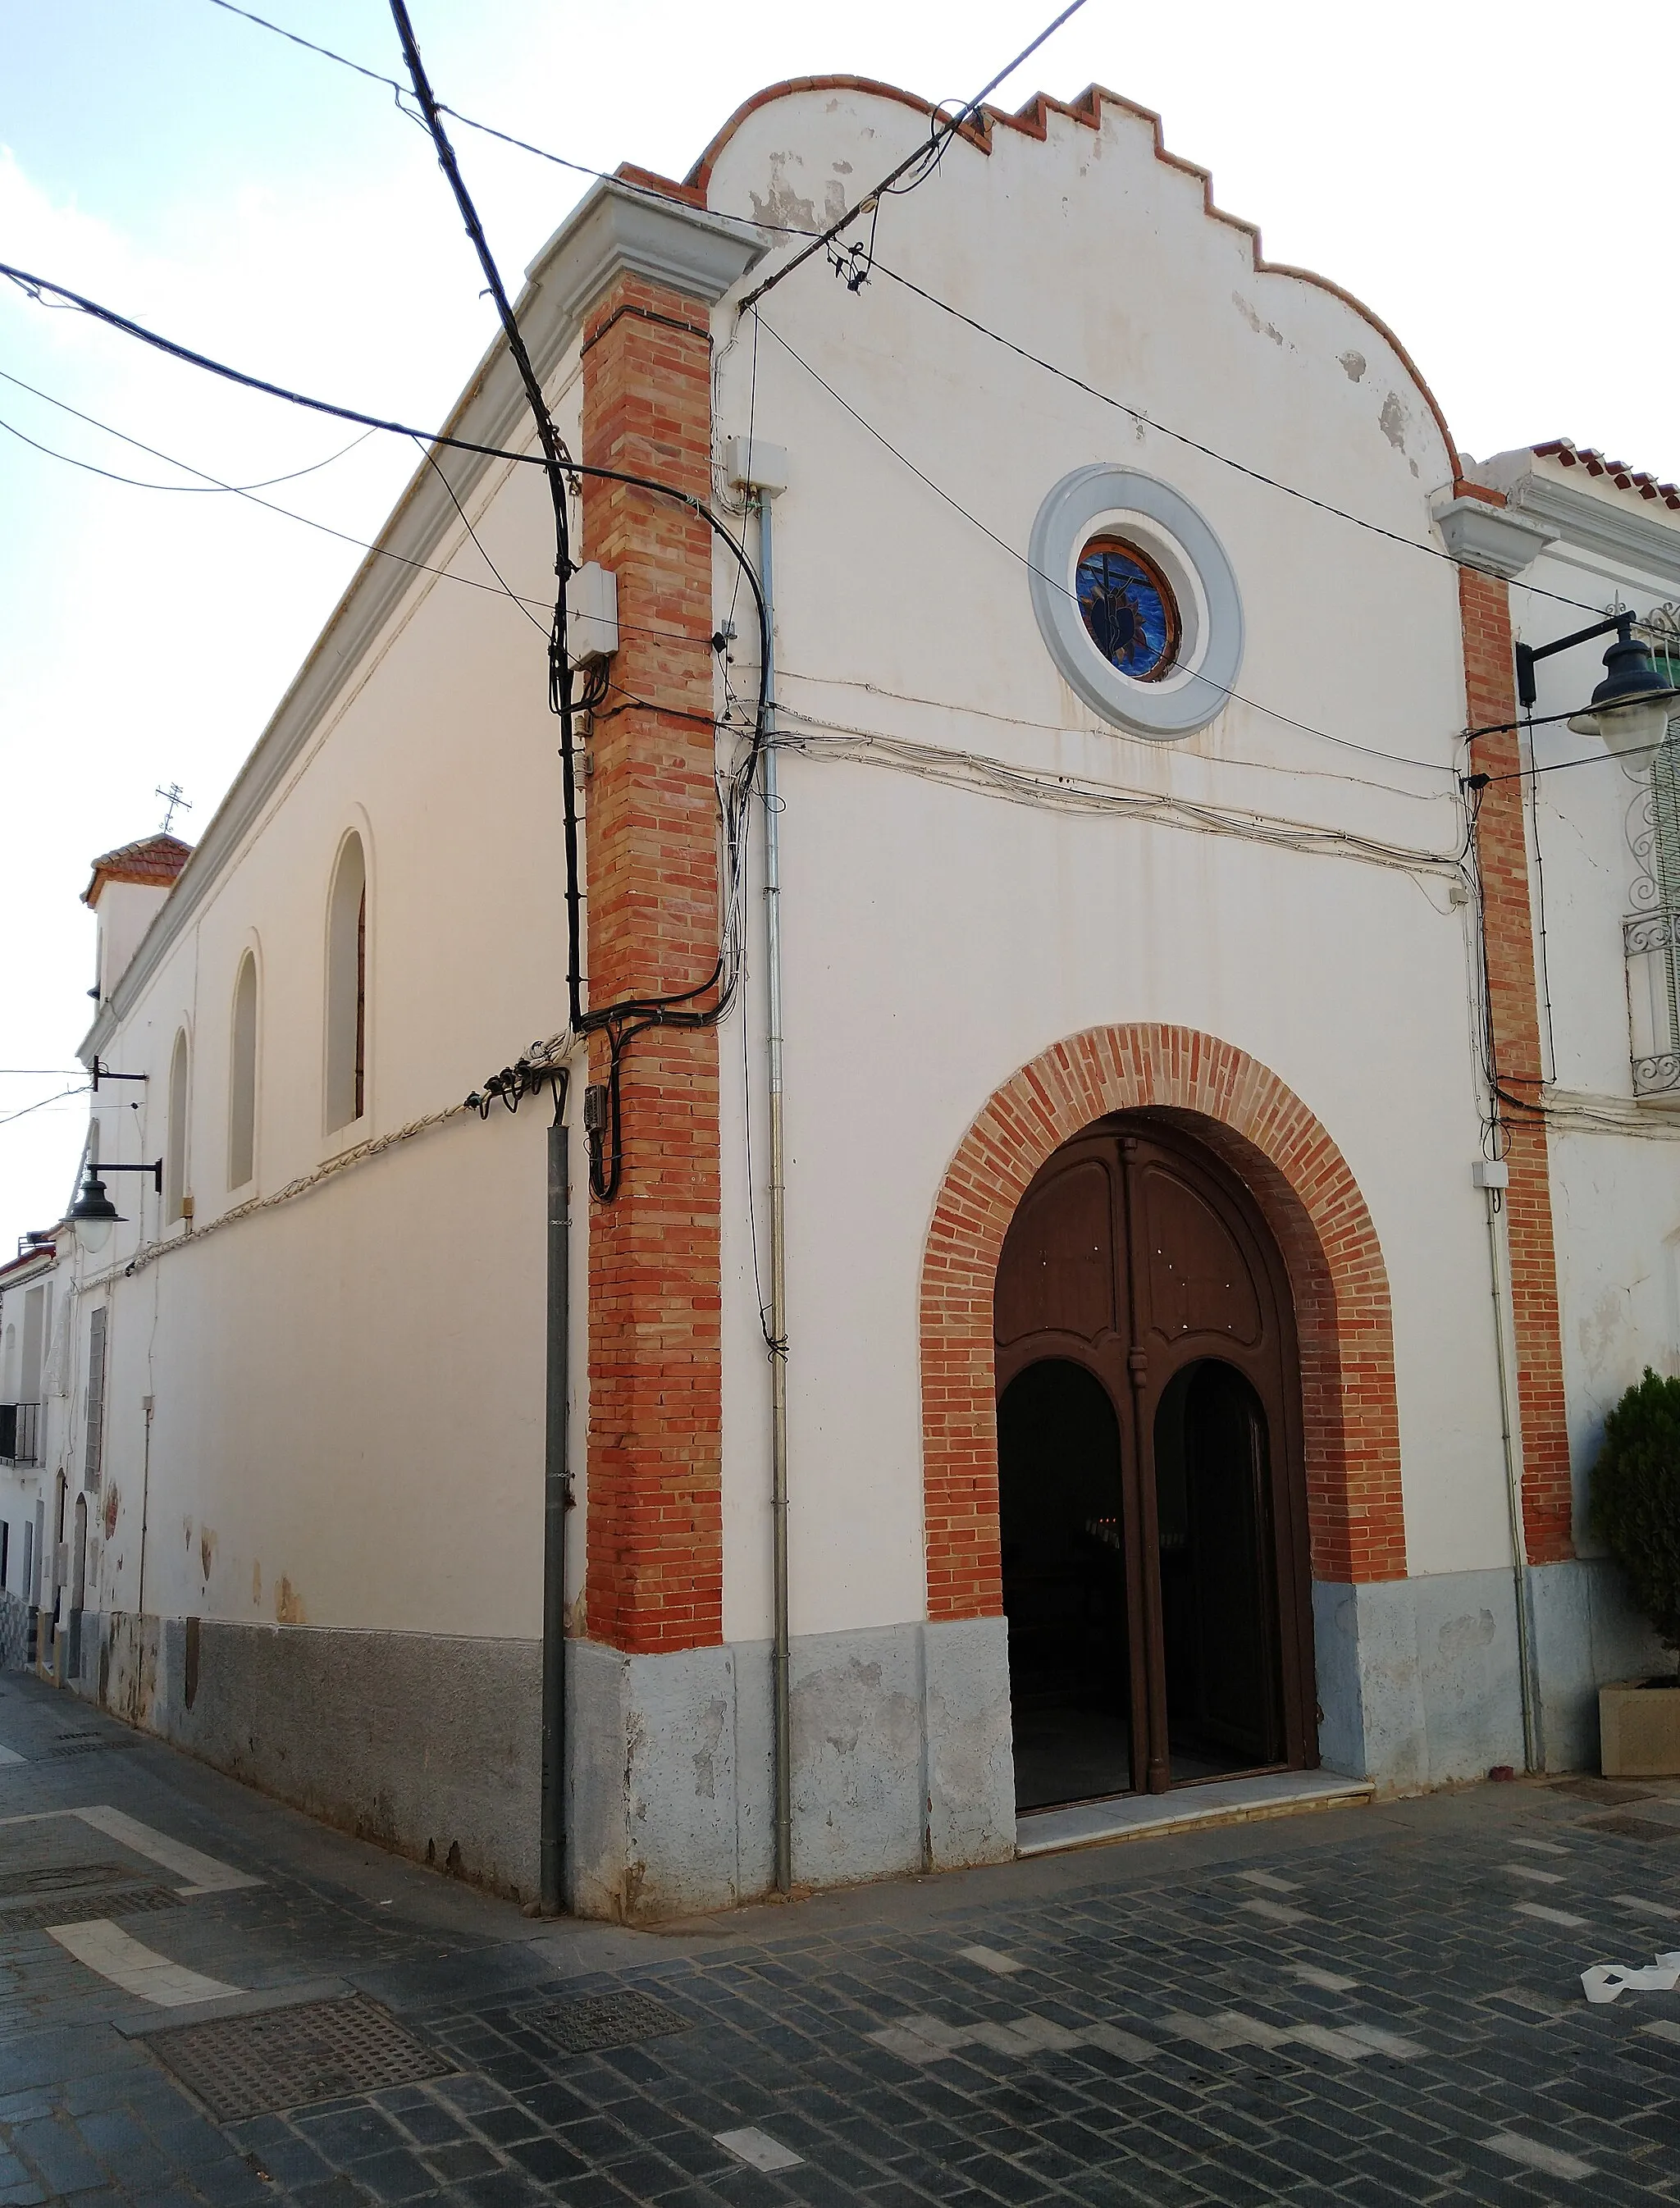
1516,614 -> 1636,709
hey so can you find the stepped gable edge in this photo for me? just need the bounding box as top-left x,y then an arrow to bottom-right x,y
605,75 -> 1463,486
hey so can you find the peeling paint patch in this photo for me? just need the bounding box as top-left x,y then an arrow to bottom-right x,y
1380,391 -> 1409,450
251,1560 -> 262,1607
1233,290 -> 1285,347
1440,1608 -> 1495,1660
692,1696 -> 726,1800
274,1574 -> 305,1625
1338,349 -> 1367,382
199,1528 -> 217,1582
102,1484 -> 120,1542
750,154 -> 816,235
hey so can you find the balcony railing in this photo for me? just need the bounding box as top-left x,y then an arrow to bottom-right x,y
1626,910 -> 1680,1097
0,1403 -> 41,1467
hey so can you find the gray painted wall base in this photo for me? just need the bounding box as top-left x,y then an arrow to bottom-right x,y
565,1617 -> 1015,1922
1530,1557 -> 1672,1772
1313,1571 -> 1525,1789
82,1610 -> 542,1898
1313,1560 -> 1670,1787
71,1609 -> 1012,1920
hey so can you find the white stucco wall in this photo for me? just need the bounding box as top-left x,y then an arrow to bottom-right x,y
1481,457 -> 1680,1532
62,84 -> 1587,1706
700,85 -> 1511,1642
70,372 -> 589,1645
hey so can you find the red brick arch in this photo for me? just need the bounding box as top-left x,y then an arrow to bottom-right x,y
920,1024 -> 1406,1620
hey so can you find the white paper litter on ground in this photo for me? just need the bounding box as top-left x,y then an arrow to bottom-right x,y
1581,1950 -> 1680,2004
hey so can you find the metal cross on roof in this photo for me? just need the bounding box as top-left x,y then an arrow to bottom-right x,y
155,782 -> 192,835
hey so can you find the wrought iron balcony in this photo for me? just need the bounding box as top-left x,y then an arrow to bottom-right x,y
0,1403 -> 41,1467
1625,910 -> 1680,1097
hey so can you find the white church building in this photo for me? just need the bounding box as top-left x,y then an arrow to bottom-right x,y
12,75 -> 1679,1918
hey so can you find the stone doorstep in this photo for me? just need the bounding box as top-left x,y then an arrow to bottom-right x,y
1015,1771 -> 1376,1859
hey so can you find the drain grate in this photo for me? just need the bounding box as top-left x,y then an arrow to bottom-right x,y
1549,1778 -> 1657,1804
0,1886 -> 179,1938
0,1863 -> 135,1899
148,1995 -> 453,2120
37,1739 -> 122,1762
506,1989 -> 690,2055
1577,1813 -> 1680,1842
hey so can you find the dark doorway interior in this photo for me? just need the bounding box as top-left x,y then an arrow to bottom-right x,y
1153,1360 -> 1286,1782
993,1113 -> 1316,1813
998,1360 -> 1132,1810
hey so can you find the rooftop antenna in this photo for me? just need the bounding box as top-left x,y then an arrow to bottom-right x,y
155,782 -> 192,836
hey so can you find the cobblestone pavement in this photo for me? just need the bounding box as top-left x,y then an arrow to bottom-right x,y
1,1672 -> 1678,2205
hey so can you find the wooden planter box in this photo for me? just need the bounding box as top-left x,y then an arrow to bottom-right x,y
1600,1680 -> 1680,1778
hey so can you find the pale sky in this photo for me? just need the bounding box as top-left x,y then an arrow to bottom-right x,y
3,0 -> 1676,1248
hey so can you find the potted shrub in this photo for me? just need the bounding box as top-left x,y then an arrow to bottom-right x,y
1591,1368 -> 1680,1777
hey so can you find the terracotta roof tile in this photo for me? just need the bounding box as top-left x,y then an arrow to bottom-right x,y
83,833 -> 194,908
1532,440 -> 1680,511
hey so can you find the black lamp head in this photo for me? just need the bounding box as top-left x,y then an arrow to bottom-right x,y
1591,623 -> 1673,714
69,1170 -> 121,1226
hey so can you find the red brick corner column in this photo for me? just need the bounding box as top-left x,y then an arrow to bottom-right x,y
920,1025 -> 1406,1620
1459,555 -> 1574,1564
579,270 -> 724,1654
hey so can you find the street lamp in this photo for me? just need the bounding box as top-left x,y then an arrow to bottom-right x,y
68,1160 -> 161,1254
1517,614 -> 1679,766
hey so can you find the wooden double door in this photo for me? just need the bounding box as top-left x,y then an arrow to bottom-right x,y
995,1114 -> 1317,1807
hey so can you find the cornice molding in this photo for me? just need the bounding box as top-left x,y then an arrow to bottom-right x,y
1431,494 -> 1555,582
1508,473 -> 1680,591
532,180 -> 763,326
84,183 -> 765,1061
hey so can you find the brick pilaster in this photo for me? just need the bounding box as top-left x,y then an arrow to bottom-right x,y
1461,561 -> 1574,1564
579,274 -> 723,1654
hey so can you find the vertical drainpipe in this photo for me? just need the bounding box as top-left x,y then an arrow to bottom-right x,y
1483,1172 -> 1541,1772
539,1075 -> 572,1915
756,485 -> 793,1895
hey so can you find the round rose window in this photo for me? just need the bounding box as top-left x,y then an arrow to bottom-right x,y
1075,536 -> 1180,682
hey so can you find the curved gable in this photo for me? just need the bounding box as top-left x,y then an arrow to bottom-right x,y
652,74 -> 1459,483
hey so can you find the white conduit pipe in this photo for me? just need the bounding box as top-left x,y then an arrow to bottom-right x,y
1486,1184 -> 1542,1772
755,485 -> 793,1893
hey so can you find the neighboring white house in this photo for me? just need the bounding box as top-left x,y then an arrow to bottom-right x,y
1459,440 -> 1680,1765
39,79 -> 1678,1917
0,1230 -> 67,1671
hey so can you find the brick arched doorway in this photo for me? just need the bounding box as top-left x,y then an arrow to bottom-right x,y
920,1028 -> 1405,1688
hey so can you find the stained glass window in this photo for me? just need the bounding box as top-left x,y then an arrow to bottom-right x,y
1075,538 -> 1180,682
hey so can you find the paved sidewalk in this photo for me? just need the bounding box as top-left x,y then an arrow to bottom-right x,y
0,1671 -> 1677,2205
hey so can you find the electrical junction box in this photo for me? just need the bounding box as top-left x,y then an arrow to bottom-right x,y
566,562 -> 618,664
1472,1159 -> 1510,1190
726,436 -> 789,495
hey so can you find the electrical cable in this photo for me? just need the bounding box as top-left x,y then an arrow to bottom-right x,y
0,257 -> 1579,783
0,399 -> 550,609
2,366 -> 746,664
859,257 -> 1610,624
0,294 -> 769,1209
752,309 -> 1456,776
203,0 -> 827,235
738,0 -> 1089,315
386,1 -> 774,1203
769,714 -> 1469,884
110,7 -> 1632,633
409,432 -> 547,635
0,1084 -> 90,1129
1525,710 -> 1559,1083
0,379 -> 375,490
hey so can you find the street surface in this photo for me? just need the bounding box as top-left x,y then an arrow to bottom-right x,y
0,1669 -> 1677,2205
